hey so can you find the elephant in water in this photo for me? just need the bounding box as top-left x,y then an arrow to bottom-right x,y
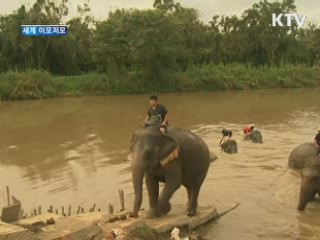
245,130 -> 263,143
288,142 -> 320,211
288,142 -> 319,170
221,139 -> 238,154
128,125 -> 210,218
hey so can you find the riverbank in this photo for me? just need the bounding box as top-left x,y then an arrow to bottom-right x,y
0,205 -> 219,240
0,64 -> 319,100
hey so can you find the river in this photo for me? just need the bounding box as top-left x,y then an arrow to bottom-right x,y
0,89 -> 320,239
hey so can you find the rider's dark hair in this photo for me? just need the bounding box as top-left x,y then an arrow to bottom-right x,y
222,128 -> 227,135
149,95 -> 158,101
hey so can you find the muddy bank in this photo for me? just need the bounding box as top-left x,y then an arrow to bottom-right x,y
0,205 -> 221,240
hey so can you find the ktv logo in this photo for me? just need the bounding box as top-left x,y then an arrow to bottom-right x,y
272,13 -> 307,28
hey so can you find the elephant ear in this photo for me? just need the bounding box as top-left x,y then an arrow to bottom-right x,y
159,135 -> 180,167
128,129 -> 141,159
129,128 -> 143,151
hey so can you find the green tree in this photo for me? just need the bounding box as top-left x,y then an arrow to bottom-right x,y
94,9 -> 185,81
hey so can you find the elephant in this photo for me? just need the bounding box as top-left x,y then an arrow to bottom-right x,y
245,130 -> 263,143
128,125 -> 210,218
288,142 -> 319,170
297,156 -> 320,211
288,143 -> 320,211
221,139 -> 238,154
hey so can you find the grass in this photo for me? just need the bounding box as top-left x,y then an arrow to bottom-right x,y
130,225 -> 162,240
0,70 -> 58,100
0,64 -> 320,100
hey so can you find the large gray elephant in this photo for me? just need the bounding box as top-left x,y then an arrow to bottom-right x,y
288,143 -> 320,211
288,142 -> 319,170
221,139 -> 238,154
245,130 -> 263,143
128,125 -> 210,218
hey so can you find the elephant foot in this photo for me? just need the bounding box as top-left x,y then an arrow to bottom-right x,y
146,208 -> 159,218
128,211 -> 139,218
158,202 -> 171,216
185,206 -> 197,216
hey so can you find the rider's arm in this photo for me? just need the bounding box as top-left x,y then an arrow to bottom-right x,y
162,113 -> 168,125
144,115 -> 149,125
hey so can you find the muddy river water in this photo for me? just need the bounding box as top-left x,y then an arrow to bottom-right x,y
1,89 -> 320,239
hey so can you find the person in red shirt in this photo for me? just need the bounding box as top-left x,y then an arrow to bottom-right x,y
243,124 -> 254,135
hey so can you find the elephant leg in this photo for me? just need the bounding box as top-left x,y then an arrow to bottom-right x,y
158,172 -> 182,216
297,177 -> 316,211
186,186 -> 200,216
145,173 -> 159,218
186,176 -> 205,216
186,188 -> 192,206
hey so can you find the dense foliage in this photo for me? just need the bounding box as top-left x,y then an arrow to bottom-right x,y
0,0 -> 319,76
0,0 -> 319,100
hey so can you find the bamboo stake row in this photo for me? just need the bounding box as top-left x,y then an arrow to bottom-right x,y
4,186 -> 126,218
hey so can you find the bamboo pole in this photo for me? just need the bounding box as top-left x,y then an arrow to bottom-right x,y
108,204 -> 114,214
62,206 -> 65,216
6,186 -> 10,206
118,189 -> 125,211
38,206 -> 42,215
68,205 -> 72,216
77,207 -> 81,214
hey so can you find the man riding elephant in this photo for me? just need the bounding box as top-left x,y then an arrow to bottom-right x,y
144,95 -> 168,134
129,125 -> 211,218
243,124 -> 263,144
219,128 -> 237,154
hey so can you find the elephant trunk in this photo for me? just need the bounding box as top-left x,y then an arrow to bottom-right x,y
131,152 -> 146,217
297,177 -> 315,211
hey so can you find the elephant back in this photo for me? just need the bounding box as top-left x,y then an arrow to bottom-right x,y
288,143 -> 319,170
245,130 -> 263,143
221,139 -> 238,153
